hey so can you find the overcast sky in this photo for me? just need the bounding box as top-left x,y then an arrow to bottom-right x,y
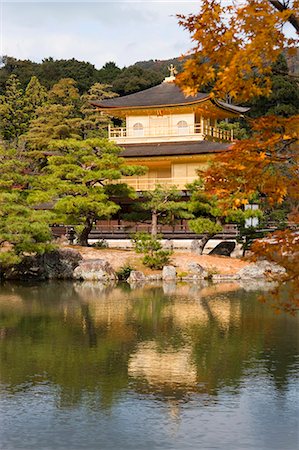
0,1 -> 203,68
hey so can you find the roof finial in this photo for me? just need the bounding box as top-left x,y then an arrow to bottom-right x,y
164,64 -> 177,83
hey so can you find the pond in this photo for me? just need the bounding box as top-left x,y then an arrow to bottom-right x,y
0,281 -> 298,450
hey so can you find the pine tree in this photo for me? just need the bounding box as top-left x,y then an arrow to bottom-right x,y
24,104 -> 83,151
48,78 -> 80,108
31,138 -> 145,245
141,185 -> 191,236
80,83 -> 118,139
0,146 -> 54,266
23,76 -> 48,122
0,75 -> 27,143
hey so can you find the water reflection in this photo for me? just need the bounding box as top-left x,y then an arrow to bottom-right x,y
0,281 -> 298,449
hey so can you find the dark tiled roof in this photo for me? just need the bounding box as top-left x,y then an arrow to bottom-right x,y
91,82 -> 209,109
91,81 -> 249,114
120,140 -> 231,158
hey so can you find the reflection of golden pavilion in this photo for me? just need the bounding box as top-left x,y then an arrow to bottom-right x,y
74,283 -> 241,329
128,342 -> 197,386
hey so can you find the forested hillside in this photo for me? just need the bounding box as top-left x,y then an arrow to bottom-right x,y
0,56 -> 173,96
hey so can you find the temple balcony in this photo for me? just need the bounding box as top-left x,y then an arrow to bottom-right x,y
109,176 -> 197,191
108,124 -> 234,144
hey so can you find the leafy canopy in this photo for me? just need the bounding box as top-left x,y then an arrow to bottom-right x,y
177,0 -> 298,101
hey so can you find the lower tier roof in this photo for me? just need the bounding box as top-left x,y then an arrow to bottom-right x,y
120,140 -> 231,158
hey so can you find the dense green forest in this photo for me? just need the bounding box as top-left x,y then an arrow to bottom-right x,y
0,56 -> 183,96
1,53 -> 298,113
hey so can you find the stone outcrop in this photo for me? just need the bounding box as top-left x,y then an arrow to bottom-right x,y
73,259 -> 117,282
237,260 -> 285,280
209,241 -> 236,257
187,262 -> 208,278
127,270 -> 146,283
1,248 -> 82,280
162,265 -> 176,281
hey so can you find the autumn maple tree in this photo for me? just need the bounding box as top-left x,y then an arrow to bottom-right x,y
177,0 -> 299,312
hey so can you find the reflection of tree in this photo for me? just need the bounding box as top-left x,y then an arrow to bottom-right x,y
0,283 -> 297,411
81,304 -> 97,348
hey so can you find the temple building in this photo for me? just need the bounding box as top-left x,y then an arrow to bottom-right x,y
92,67 -> 249,190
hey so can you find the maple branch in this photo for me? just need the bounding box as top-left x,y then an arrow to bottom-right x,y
268,0 -> 299,32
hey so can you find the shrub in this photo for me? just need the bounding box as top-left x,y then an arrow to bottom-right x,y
92,239 -> 108,249
142,251 -> 172,270
116,264 -> 135,281
131,232 -> 172,270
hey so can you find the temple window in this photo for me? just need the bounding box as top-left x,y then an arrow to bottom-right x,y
133,122 -> 144,136
177,120 -> 188,135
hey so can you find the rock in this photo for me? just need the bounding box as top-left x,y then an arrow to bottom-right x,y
2,248 -> 82,280
237,260 -> 286,280
44,248 -> 83,279
187,262 -> 208,278
145,274 -> 162,281
73,259 -> 117,282
127,270 -> 146,283
209,241 -> 236,256
162,265 -> 176,281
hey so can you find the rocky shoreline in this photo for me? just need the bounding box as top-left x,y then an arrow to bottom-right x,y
0,248 -> 285,287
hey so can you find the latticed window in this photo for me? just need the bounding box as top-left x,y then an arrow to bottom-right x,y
133,122 -> 144,136
177,120 -> 188,134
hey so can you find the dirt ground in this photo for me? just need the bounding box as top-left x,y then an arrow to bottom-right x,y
68,246 -> 250,275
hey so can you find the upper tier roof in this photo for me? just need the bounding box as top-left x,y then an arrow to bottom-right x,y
91,81 -> 249,114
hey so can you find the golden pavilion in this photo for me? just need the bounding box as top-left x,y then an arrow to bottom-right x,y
92,68 -> 249,191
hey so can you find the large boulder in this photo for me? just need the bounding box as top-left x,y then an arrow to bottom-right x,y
73,259 -> 117,282
127,270 -> 146,283
187,262 -> 208,278
162,265 -> 176,281
2,248 -> 82,280
209,241 -> 236,256
237,260 -> 286,280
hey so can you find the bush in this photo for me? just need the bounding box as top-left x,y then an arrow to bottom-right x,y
143,251 -> 172,270
92,239 -> 108,249
116,264 -> 135,281
131,232 -> 172,270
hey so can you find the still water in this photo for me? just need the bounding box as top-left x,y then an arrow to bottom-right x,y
0,281 -> 298,450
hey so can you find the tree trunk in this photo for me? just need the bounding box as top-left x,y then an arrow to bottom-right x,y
197,233 -> 211,255
151,210 -> 158,236
78,218 -> 93,246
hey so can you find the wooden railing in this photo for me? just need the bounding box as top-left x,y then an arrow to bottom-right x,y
109,123 -> 233,142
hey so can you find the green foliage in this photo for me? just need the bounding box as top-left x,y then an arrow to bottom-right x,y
0,75 -> 27,142
0,55 -> 177,97
97,62 -> 122,84
132,232 -> 172,269
188,218 -> 222,235
248,55 -> 299,118
141,185 -> 192,235
111,66 -> 162,95
48,78 -> 80,107
23,76 -> 48,122
80,83 -> 118,139
92,239 -> 109,249
0,146 -> 54,267
116,264 -> 135,281
218,120 -> 249,140
24,104 -> 83,150
0,56 -> 102,93
32,138 -> 145,245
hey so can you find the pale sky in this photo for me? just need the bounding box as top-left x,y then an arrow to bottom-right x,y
0,1 -> 202,68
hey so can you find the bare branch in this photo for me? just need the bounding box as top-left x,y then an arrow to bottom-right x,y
268,0 -> 299,32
